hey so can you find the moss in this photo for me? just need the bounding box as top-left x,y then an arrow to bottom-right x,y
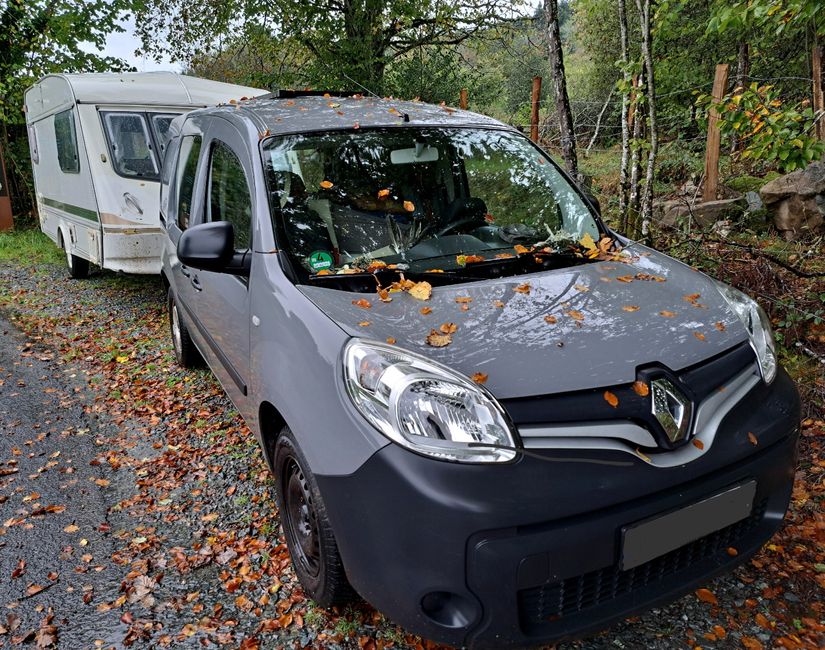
725,175 -> 766,194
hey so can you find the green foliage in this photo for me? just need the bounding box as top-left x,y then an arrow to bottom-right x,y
136,0 -> 521,93
708,0 -> 823,38
700,84 -> 825,173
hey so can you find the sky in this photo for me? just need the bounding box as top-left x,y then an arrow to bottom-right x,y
80,15 -> 180,73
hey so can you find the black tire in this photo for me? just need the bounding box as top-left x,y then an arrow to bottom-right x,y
61,233 -> 89,279
273,427 -> 356,607
167,288 -> 203,368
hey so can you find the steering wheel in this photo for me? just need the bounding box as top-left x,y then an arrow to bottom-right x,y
437,216 -> 486,237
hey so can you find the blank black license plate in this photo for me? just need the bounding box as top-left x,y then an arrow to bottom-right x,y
621,481 -> 757,570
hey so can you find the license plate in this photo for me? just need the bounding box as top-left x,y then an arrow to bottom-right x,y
621,481 -> 757,570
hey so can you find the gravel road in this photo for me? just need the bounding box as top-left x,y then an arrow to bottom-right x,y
0,260 -> 822,650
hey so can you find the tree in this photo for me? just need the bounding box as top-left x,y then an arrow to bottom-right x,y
544,0 -> 578,176
634,0 -> 657,238
134,0 -> 522,93
0,0 -> 132,219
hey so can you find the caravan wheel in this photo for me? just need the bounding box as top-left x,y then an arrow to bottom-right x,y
60,231 -> 89,279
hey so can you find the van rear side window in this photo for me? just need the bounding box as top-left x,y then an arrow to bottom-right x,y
176,135 -> 202,231
54,109 -> 79,174
102,112 -> 159,179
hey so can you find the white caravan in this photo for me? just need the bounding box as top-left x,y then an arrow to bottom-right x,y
24,73 -> 265,276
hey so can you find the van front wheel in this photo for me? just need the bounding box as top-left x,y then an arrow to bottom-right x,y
167,288 -> 202,368
274,428 -> 356,608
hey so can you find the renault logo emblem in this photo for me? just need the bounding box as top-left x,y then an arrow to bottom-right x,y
650,377 -> 692,443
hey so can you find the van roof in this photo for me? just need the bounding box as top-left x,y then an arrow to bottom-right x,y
38,72 -> 265,106
220,94 -> 511,136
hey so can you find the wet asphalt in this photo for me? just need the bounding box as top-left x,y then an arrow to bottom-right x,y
0,315 -> 126,647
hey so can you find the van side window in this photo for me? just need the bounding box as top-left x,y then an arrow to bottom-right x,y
207,141 -> 252,250
176,135 -> 202,231
54,109 -> 79,174
102,112 -> 159,179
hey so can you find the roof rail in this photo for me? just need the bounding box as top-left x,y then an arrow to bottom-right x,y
267,89 -> 362,99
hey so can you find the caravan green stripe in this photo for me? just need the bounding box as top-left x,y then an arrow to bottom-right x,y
41,197 -> 98,222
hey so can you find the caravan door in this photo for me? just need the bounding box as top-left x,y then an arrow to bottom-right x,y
87,107 -> 183,273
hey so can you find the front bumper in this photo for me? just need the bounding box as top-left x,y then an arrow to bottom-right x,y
317,368 -> 800,649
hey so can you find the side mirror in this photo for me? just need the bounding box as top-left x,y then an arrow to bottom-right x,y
177,221 -> 250,277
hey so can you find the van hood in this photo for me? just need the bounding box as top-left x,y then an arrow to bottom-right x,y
298,244 -> 749,399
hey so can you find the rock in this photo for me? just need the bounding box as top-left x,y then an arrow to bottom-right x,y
654,197 -> 746,228
759,161 -> 825,205
745,191 -> 764,212
773,194 -> 824,240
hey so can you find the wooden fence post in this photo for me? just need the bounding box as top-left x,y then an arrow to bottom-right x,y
459,88 -> 468,110
813,43 -> 824,141
0,141 -> 13,232
530,76 -> 542,143
703,63 -> 729,202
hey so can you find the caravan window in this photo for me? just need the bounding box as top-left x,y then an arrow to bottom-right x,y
102,112 -> 159,179
54,109 -> 79,173
27,124 -> 39,165
149,114 -> 178,156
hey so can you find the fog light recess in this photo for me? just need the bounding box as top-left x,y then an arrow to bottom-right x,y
420,591 -> 478,629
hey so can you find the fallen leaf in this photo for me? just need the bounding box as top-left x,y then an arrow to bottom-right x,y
693,439 -> 704,450
403,200 -> 415,212
574,284 -> 589,292
567,310 -> 585,321
386,337 -> 396,345
632,381 -> 649,396
471,372 -> 488,384
514,244 -> 531,254
439,322 -> 458,334
544,315 -> 557,324
622,305 -> 640,312
603,391 -> 619,408
514,283 -> 531,294
319,180 -> 334,189
408,281 -> 432,301
455,296 -> 472,304
94,478 -> 110,487
377,189 -> 390,199
419,307 -> 432,315
741,637 -> 764,650
63,524 -> 79,534
426,330 -> 452,347
694,331 -> 706,341
352,299 -> 371,309
358,321 -> 371,327
748,431 -> 758,446
659,310 -> 676,318
714,321 -> 726,332
695,588 -> 718,605
616,275 -> 634,283
726,547 -> 738,557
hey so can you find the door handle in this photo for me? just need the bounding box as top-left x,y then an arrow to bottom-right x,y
191,276 -> 202,292
180,264 -> 191,278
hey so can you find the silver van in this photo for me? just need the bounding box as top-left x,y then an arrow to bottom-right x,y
160,91 -> 799,649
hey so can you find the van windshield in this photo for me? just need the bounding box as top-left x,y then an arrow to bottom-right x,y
263,128 -> 601,284
102,111 -> 181,180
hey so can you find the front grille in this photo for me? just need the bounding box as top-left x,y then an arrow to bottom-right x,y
518,499 -> 767,634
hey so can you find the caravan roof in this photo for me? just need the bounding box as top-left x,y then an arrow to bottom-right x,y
25,72 -> 266,121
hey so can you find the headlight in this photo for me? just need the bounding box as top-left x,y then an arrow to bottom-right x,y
343,340 -> 517,462
714,281 -> 777,383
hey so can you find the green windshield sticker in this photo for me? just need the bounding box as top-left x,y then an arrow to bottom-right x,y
309,250 -> 334,271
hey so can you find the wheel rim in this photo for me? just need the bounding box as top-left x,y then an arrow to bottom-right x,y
282,458 -> 321,579
170,302 -> 183,356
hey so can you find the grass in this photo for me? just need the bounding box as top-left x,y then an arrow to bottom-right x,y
0,228 -> 64,266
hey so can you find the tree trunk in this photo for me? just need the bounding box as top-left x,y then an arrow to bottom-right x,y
628,76 -> 644,236
730,40 -> 750,152
586,87 -> 614,154
617,0 -> 631,224
342,0 -> 386,91
544,0 -> 578,177
635,0 -> 657,240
